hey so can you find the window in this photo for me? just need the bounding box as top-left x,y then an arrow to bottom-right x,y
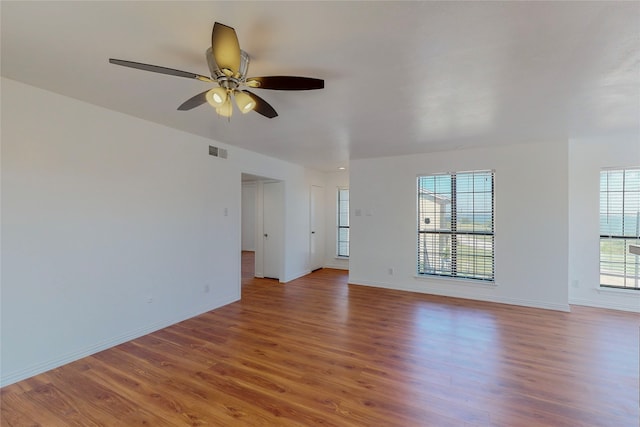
337,188 -> 349,257
417,170 -> 494,281
600,168 -> 640,290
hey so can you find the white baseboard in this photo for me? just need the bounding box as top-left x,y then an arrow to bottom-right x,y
282,269 -> 311,283
491,295 -> 570,312
570,298 -> 640,313
349,278 -> 571,312
0,294 -> 239,387
324,262 -> 349,270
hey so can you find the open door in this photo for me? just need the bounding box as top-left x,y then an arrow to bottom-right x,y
262,181 -> 283,280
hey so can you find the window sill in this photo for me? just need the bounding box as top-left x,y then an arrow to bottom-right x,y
335,256 -> 349,260
414,274 -> 497,288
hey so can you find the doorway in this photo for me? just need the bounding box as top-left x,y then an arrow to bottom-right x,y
241,174 -> 284,282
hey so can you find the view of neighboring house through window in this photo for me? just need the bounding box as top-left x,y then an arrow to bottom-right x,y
337,188 -> 349,257
600,167 -> 640,290
417,170 -> 494,281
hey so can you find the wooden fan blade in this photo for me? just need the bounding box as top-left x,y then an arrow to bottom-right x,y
109,59 -> 212,82
211,22 -> 241,76
242,90 -> 278,118
245,76 -> 324,90
177,90 -> 209,111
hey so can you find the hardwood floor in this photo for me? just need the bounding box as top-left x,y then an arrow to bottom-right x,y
2,253 -> 639,426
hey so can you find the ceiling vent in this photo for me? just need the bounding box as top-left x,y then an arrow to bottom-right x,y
209,145 -> 228,159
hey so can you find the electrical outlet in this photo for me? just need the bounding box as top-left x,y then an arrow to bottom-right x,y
146,296 -> 153,304
388,268 -> 393,275
204,284 -> 210,293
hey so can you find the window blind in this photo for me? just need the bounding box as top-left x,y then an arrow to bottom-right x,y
417,170 -> 494,281
337,188 -> 350,257
600,167 -> 640,290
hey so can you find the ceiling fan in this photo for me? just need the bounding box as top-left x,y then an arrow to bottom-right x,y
109,22 -> 324,119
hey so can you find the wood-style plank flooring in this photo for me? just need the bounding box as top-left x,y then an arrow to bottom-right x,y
2,251 -> 639,426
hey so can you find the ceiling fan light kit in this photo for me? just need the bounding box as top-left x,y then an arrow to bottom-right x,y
206,87 -> 228,107
234,91 -> 256,114
216,98 -> 234,118
109,21 -> 324,120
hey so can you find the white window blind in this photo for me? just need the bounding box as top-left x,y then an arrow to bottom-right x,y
337,188 -> 349,257
417,170 -> 494,281
600,167 -> 640,290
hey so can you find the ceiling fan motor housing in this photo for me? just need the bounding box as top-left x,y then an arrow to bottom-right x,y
206,47 -> 250,89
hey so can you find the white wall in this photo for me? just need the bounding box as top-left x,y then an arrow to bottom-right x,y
568,137 -> 640,312
324,171 -> 349,270
241,182 -> 256,251
349,142 -> 570,311
0,78 -> 320,385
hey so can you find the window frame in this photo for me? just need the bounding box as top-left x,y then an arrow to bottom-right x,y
337,187 -> 349,258
599,167 -> 640,291
416,170 -> 495,282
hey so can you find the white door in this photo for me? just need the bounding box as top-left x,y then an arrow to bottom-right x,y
310,185 -> 325,271
241,183 -> 256,251
263,181 -> 283,280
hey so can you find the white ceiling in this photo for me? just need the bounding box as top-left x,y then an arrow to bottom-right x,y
2,1 -> 639,172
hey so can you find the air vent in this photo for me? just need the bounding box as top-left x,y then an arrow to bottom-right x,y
209,145 -> 228,159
